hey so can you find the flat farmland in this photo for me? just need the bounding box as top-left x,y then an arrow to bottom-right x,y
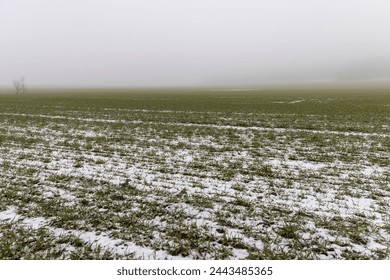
0,89 -> 389,259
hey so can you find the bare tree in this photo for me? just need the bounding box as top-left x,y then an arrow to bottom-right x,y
13,77 -> 25,95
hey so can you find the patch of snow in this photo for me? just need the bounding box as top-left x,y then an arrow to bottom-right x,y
273,99 -> 305,104
232,249 -> 249,259
361,166 -> 385,176
268,159 -> 327,171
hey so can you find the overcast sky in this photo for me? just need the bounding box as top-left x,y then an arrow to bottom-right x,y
1,0 -> 390,87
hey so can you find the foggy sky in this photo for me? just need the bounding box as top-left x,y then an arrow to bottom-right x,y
1,0 -> 390,87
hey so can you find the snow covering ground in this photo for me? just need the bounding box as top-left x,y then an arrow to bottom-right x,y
0,93 -> 389,259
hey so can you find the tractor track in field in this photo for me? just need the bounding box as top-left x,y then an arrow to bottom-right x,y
2,112 -> 389,138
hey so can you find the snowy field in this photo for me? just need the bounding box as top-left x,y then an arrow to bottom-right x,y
0,89 -> 389,259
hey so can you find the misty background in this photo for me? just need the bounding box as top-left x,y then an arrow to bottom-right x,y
1,0 -> 390,88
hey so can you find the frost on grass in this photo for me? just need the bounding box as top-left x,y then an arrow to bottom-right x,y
0,91 -> 389,259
